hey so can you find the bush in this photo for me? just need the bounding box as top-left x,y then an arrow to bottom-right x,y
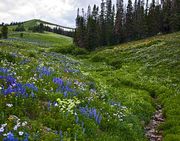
0,33 -> 2,39
50,45 -> 88,56
51,45 -> 74,54
107,58 -> 122,69
28,51 -> 37,58
1,25 -> 8,39
15,24 -> 25,32
90,54 -> 108,62
20,33 -> 24,38
29,23 -> 44,33
72,47 -> 88,55
0,51 -> 16,63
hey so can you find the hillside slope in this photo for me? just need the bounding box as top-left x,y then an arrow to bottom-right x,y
2,19 -> 75,32
80,32 -> 180,140
0,32 -> 179,141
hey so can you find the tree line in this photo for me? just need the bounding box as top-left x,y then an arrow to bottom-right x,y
0,22 -> 74,38
74,0 -> 180,50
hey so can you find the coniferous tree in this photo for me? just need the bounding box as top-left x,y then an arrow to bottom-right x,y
106,0 -> 114,45
115,0 -> 124,43
163,0 -> 172,33
99,0 -> 107,46
170,0 -> 180,31
125,0 -> 134,40
73,0 -> 179,50
147,0 -> 161,36
1,25 -> 8,39
15,24 -> 25,32
74,8 -> 87,48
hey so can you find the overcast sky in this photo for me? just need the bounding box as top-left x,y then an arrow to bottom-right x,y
0,0 -> 117,28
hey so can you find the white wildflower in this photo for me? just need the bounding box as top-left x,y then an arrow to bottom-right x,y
22,121 -> 27,127
0,127 -> 4,133
1,123 -> 7,128
3,133 -> 7,136
6,104 -> 13,108
19,131 -> 24,136
54,103 -> 58,107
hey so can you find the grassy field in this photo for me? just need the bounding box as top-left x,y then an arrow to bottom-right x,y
0,31 -> 179,141
0,19 -> 75,32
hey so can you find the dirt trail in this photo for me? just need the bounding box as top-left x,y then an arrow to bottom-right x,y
145,105 -> 165,141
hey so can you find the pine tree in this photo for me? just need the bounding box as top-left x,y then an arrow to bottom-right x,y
1,25 -> 8,39
87,16 -> 99,50
162,0 -> 172,33
125,0 -> 134,40
115,0 -> 124,43
147,0 -> 161,36
74,8 -> 87,48
99,0 -> 107,46
106,0 -> 114,45
170,0 -> 180,31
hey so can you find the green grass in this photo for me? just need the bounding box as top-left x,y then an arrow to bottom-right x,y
0,31 -> 179,141
80,32 -> 180,141
8,32 -> 73,48
0,19 -> 74,32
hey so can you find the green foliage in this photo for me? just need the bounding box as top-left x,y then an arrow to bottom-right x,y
15,24 -> 25,32
0,31 -> 179,140
74,0 -> 180,50
51,45 -> 88,55
20,33 -> 23,38
107,58 -> 122,69
1,25 -> 8,39
0,51 -> 16,63
29,23 -> 44,33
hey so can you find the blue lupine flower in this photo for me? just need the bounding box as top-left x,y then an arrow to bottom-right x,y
0,68 -> 9,74
23,133 -> 29,141
53,77 -> 77,98
25,83 -> 38,92
3,86 -> 14,95
79,106 -> 102,125
37,66 -> 52,78
3,132 -> 18,141
0,73 -> 38,98
19,59 -> 30,65
53,78 -> 63,86
59,130 -> 63,141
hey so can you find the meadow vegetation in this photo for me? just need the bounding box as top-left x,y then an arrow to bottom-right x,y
0,31 -> 179,141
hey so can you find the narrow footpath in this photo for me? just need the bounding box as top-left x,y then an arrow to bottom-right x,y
145,105 -> 165,141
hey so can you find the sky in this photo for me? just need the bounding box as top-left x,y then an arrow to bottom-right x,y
0,0 -> 116,28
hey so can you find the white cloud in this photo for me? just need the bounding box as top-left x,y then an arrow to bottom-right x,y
0,0 -> 117,27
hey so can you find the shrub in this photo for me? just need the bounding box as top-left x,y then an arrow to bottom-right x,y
72,47 -> 88,55
50,45 -> 88,56
107,58 -> 122,69
1,25 -> 8,39
90,54 -> 108,62
15,24 -> 25,32
51,45 -> 74,54
28,51 -> 37,58
0,51 -> 16,63
20,33 -> 24,38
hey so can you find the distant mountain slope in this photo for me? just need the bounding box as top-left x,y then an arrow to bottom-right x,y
23,19 -> 75,31
9,31 -> 73,48
1,19 -> 75,32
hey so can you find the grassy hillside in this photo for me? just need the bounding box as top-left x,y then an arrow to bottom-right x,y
9,32 -> 73,48
0,32 -> 179,141
80,32 -> 180,140
0,19 -> 75,32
